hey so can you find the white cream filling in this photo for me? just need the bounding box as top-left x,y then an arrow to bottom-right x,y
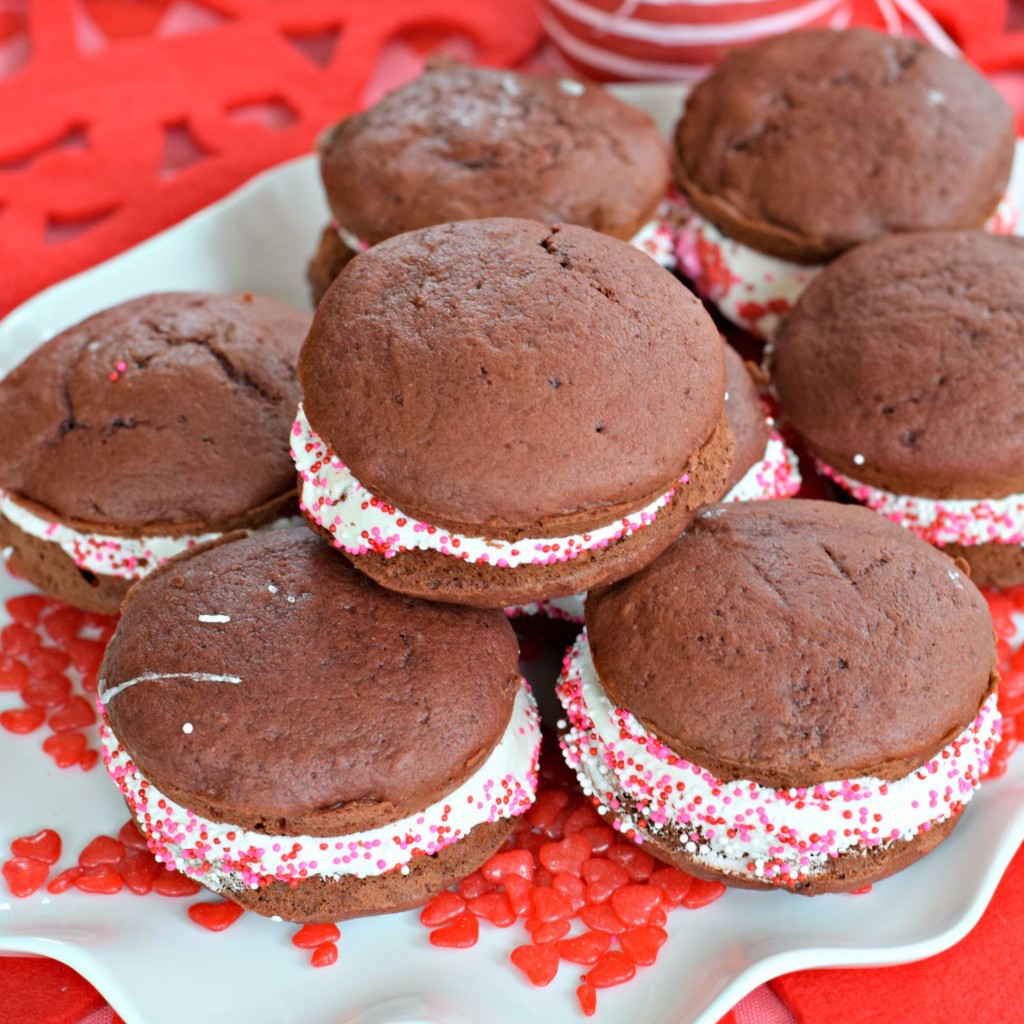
557,632 -> 1000,885
817,460 -> 1024,548
0,490 -> 222,580
100,682 -> 541,890
676,194 -> 1019,340
291,405 -> 686,569
724,431 -> 802,503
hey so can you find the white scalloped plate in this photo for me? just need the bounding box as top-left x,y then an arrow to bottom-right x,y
1,85 -> 1023,1024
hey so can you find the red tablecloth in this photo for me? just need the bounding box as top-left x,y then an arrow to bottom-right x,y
2,3 -> 1024,1023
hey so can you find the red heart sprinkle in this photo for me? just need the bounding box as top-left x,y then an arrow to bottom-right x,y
79,748 -> 99,772
547,873 -> 582,914
606,844 -> 655,881
581,858 -> 629,904
503,874 -> 534,916
6,594 -> 48,626
649,867 -> 694,907
47,866 -> 83,894
119,852 -> 161,894
310,941 -> 339,968
529,886 -> 573,923
419,890 -> 466,928
1,622 -> 41,656
586,950 -> 637,989
0,657 -> 29,691
524,789 -> 569,830
11,828 -> 61,864
80,671 -> 99,694
118,820 -> 150,852
524,917 -> 570,944
66,638 -> 106,675
558,930 -> 610,965
41,606 -> 86,646
29,647 -> 71,677
428,910 -> 479,948
578,825 -> 617,855
457,871 -> 496,900
681,878 -> 727,909
42,731 -> 87,768
2,856 -> 49,897
481,849 -> 534,885
619,925 -> 668,966
580,904 -> 627,935
539,834 -> 591,877
79,835 -> 126,868
188,900 -> 245,932
576,983 -> 598,1017
610,884 -> 663,928
648,905 -> 668,928
468,890 -> 515,927
514,830 -> 547,858
0,706 -> 46,734
152,868 -> 201,897
561,804 -> 603,835
75,864 -> 123,895
510,944 -> 559,986
49,695 -> 96,732
292,922 -> 341,948
22,673 -> 70,709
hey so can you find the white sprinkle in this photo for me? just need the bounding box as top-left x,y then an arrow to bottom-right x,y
286,595 -> 296,604
724,391 -> 730,402
100,672 -> 243,704
500,75 -> 520,96
1,545 -> 13,560
558,78 -> 584,95
268,584 -> 278,594
927,89 -> 945,105
182,723 -> 194,734
198,614 -> 230,624
271,915 -> 283,923
948,569 -> 964,590
853,453 -> 866,466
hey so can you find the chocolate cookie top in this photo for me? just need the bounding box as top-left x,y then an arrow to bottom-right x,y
300,218 -> 725,538
0,292 -> 309,531
723,343 -> 769,491
586,500 -> 997,788
773,231 -> 1024,499
100,528 -> 522,834
674,29 -> 1014,263
319,64 -> 669,245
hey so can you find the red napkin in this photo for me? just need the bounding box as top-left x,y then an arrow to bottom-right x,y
0,958 -> 105,1024
772,841 -> 1024,1023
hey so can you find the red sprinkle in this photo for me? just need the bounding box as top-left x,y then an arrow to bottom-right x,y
510,944 -> 559,986
558,930 -> 611,965
151,868 -> 201,897
469,891 -> 516,928
79,835 -> 126,868
581,858 -> 629,904
457,871 -> 496,900
119,852 -> 162,895
40,606 -> 86,646
619,925 -> 668,966
576,983 -> 598,1017
530,886 -> 573,923
0,658 -> 29,692
419,890 -> 467,928
310,942 -> 339,968
606,845 -> 655,881
551,871 -> 586,913
539,834 -> 591,877
188,900 -> 245,932
47,866 -> 83,894
74,864 -> 123,895
503,873 -> 534,916
292,922 -> 341,949
0,706 -> 46,734
609,884 -> 663,928
49,695 -> 96,732
585,950 -> 637,989
481,849 -> 534,885
428,910 -> 479,948
42,731 -> 87,768
1,622 -> 41,656
21,673 -> 71,709
524,917 -> 571,944
6,594 -> 49,626
11,829 -> 61,865
2,856 -> 49,897
649,867 -> 694,907
681,878 -> 727,910
117,820 -> 151,853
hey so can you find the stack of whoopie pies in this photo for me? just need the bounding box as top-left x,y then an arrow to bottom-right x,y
2,28 -> 1007,923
